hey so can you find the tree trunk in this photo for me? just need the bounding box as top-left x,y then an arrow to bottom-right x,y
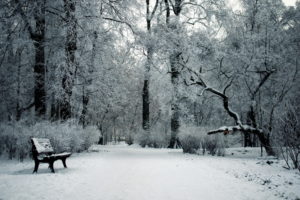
98,124 -> 104,145
16,48 -> 22,121
33,0 -> 46,118
50,98 -> 59,121
142,45 -> 152,131
245,109 -> 256,147
34,37 -> 46,118
16,0 -> 46,118
169,52 -> 181,148
79,31 -> 97,127
142,78 -> 150,130
61,0 -> 77,120
79,88 -> 89,128
167,0 -> 183,148
255,132 -> 275,156
142,0 -> 158,132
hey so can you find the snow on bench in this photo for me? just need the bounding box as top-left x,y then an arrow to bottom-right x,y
31,138 -> 71,173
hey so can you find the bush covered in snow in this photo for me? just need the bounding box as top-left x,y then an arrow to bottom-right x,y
179,126 -> 225,156
203,135 -> 226,156
0,120 -> 100,161
134,128 -> 169,148
178,127 -> 201,153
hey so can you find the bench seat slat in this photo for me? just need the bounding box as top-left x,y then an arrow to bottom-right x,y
37,152 -> 71,160
50,152 -> 71,157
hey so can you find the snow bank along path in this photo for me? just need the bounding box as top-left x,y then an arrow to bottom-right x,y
0,144 -> 299,200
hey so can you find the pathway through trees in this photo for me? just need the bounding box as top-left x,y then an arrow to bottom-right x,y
0,144 -> 299,200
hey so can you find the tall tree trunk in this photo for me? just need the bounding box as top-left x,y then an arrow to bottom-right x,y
16,49 -> 22,121
79,87 -> 89,128
79,31 -> 97,127
169,52 -> 181,148
34,36 -> 46,118
245,107 -> 256,147
16,0 -> 47,118
167,0 -> 182,148
61,0 -> 77,120
255,131 -> 275,156
142,39 -> 152,132
142,0 -> 158,132
33,0 -> 46,118
50,97 -> 59,121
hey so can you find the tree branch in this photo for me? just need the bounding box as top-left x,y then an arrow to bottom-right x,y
102,17 -> 135,34
208,125 -> 263,135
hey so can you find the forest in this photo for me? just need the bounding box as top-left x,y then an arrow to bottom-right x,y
0,0 -> 299,169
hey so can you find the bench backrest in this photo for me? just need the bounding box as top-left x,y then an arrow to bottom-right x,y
31,138 -> 54,154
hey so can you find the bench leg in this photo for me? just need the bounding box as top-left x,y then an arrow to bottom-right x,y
33,160 -> 39,173
61,158 -> 67,168
49,160 -> 55,173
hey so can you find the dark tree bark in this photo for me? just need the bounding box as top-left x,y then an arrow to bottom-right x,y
79,31 -> 97,127
245,109 -> 256,147
244,71 -> 273,147
142,0 -> 158,132
142,77 -> 150,130
33,0 -> 47,118
167,0 -> 183,148
142,41 -> 151,131
50,98 -> 59,121
33,36 -> 46,118
16,0 -> 47,118
79,88 -> 89,128
15,48 -> 22,121
169,52 -> 181,148
60,0 -> 77,120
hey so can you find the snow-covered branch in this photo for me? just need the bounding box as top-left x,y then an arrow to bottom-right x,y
207,125 -> 263,135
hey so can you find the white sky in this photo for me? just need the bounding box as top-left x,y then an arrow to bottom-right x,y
228,0 -> 298,11
283,0 -> 298,6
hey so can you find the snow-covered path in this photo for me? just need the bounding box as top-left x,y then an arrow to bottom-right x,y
0,144 -> 299,200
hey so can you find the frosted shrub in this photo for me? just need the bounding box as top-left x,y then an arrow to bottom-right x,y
178,126 -> 201,154
0,122 -> 32,161
135,128 -> 169,148
202,135 -> 225,156
180,135 -> 201,154
179,126 -> 225,156
125,132 -> 134,145
149,128 -> 169,148
134,130 -> 148,147
81,126 -> 100,150
0,121 -> 100,161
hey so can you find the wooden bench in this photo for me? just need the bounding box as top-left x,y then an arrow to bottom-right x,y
31,138 -> 71,173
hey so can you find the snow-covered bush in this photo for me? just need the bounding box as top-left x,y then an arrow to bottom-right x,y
178,127 -> 201,153
203,135 -> 225,156
179,126 -> 225,156
0,122 -> 31,161
0,120 -> 100,161
125,133 -> 134,145
134,128 -> 169,148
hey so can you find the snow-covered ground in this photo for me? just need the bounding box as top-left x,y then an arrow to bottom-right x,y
0,144 -> 299,200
